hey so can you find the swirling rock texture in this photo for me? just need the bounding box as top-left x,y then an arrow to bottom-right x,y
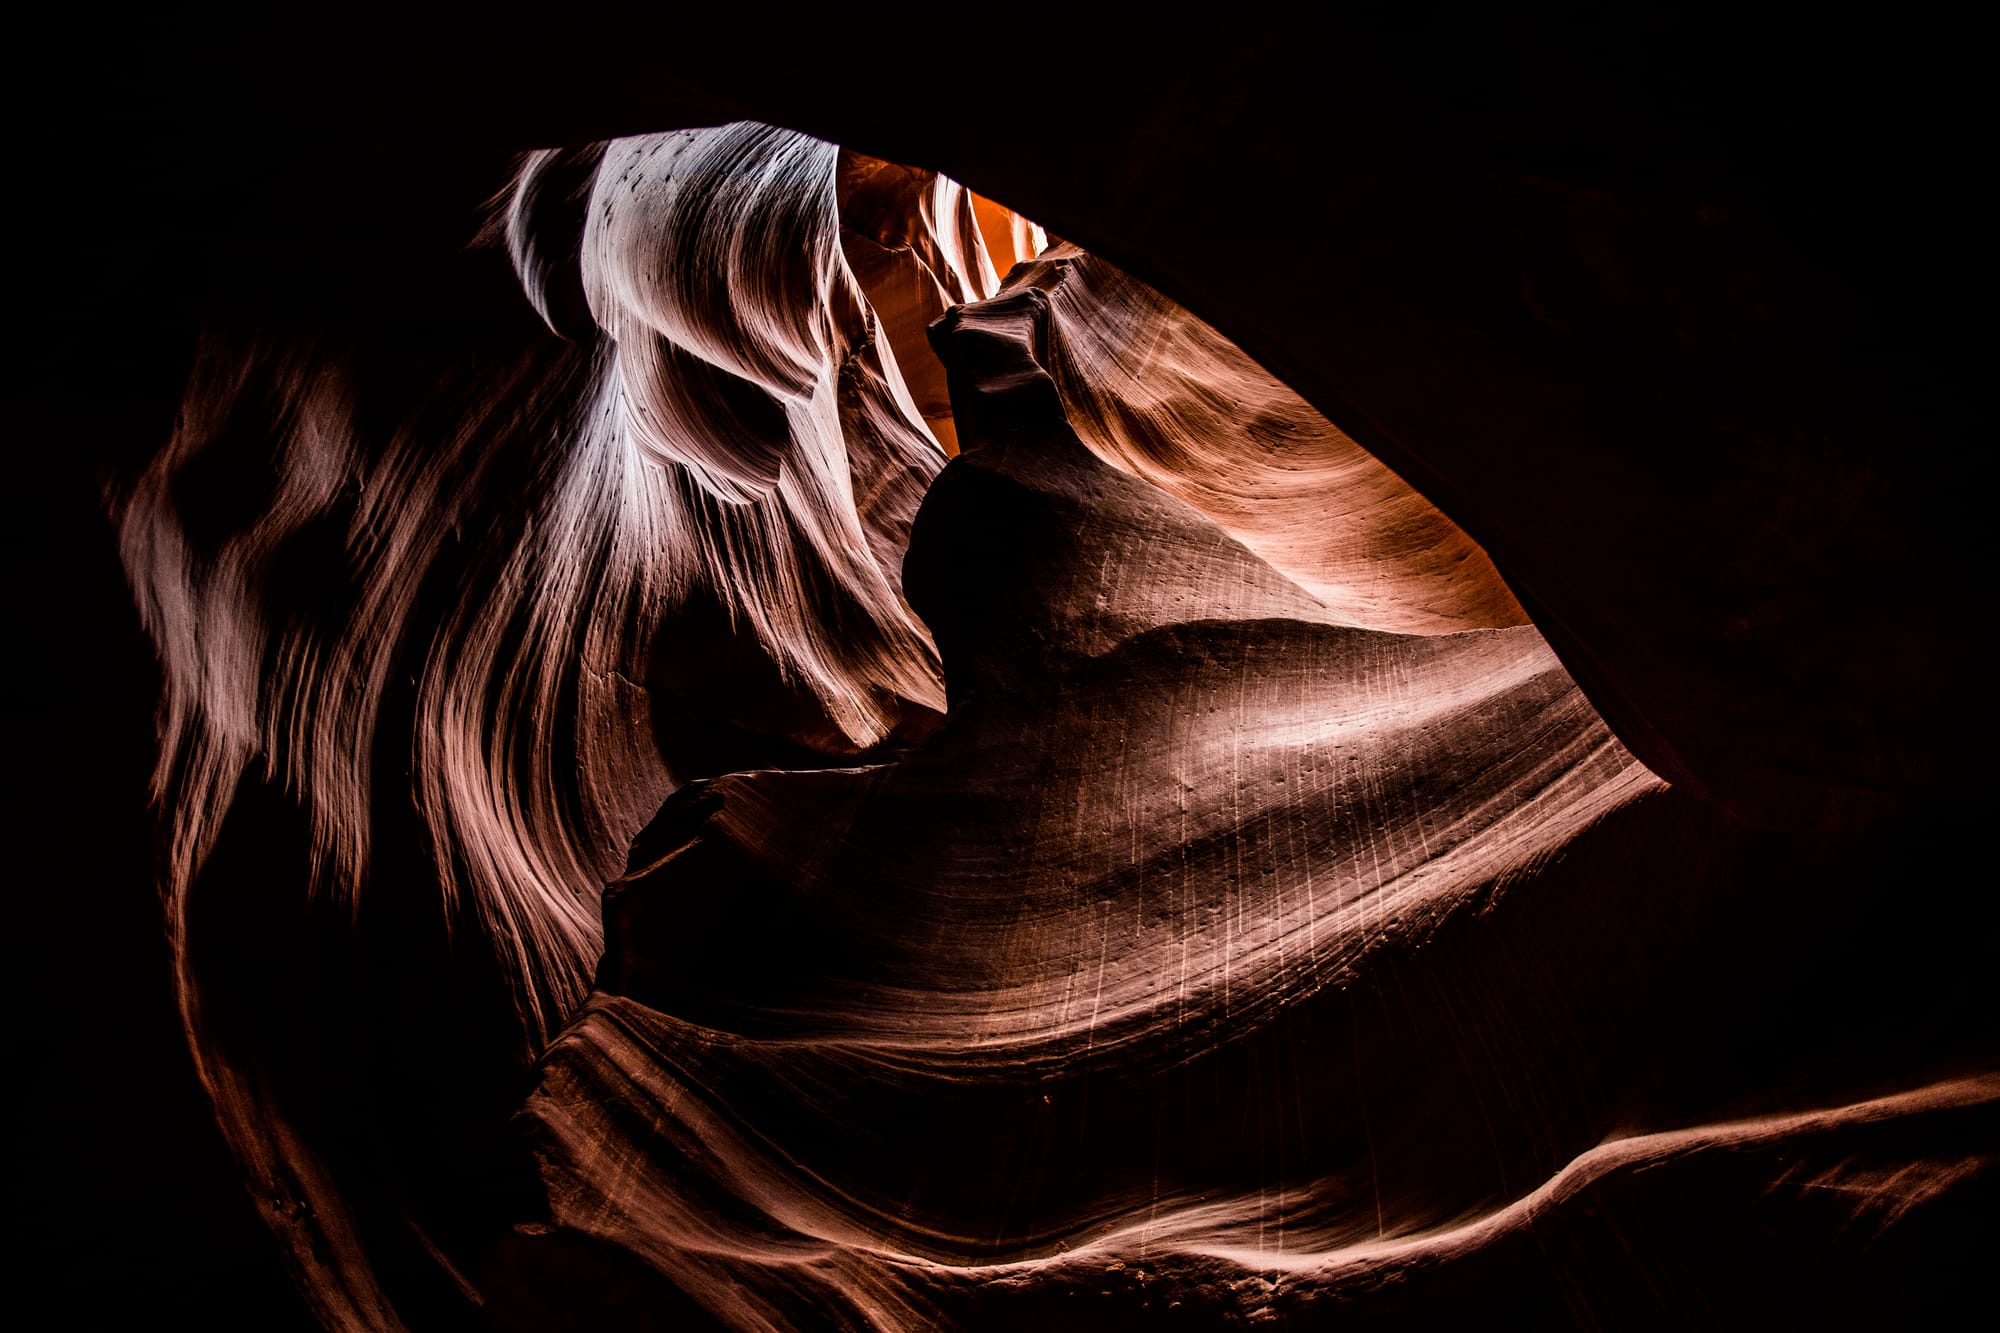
21,9 -> 1991,1332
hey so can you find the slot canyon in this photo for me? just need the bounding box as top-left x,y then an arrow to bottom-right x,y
20,8 -> 1990,1330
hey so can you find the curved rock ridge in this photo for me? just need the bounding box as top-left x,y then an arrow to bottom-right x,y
1022,245 -> 1528,634
512,249 -> 1689,1327
517,1001 -> 1996,1330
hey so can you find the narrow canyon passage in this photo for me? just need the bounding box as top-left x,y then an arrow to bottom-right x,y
26,13 -> 1989,1331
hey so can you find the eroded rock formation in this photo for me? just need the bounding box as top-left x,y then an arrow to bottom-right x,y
25,12 -> 1991,1331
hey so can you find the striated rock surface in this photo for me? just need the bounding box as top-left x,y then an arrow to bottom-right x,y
501,218 -> 1993,1331
28,14 -> 1991,1328
1021,245 -> 1526,634
100,124 -> 988,1333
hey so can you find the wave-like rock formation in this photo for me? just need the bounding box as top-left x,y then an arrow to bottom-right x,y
27,14 -> 1990,1331
105,123 -> 996,1331
1022,246 -> 1526,635
515,239 -> 1663,1325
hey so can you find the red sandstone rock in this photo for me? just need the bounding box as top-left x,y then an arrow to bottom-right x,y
27,15 -> 1989,1329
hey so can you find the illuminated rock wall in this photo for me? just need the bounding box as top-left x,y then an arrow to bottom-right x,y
31,14 -> 1989,1330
